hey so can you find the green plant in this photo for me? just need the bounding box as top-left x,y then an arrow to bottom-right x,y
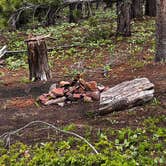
0,114 -> 166,166
0,71 -> 5,77
20,77 -> 30,83
151,97 -> 161,106
6,56 -> 27,70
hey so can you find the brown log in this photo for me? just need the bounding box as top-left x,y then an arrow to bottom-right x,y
99,78 -> 154,115
26,35 -> 51,81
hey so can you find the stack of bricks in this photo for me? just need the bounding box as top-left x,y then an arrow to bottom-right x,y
37,74 -> 108,106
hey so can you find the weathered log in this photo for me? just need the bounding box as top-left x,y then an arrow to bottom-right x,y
99,78 -> 154,115
26,35 -> 51,81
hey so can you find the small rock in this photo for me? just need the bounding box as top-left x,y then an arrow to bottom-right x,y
86,91 -> 100,101
69,86 -> 77,93
104,86 -> 110,91
84,96 -> 93,102
60,81 -> 70,87
49,92 -> 56,98
49,83 -> 57,91
24,150 -> 30,158
57,102 -> 65,107
86,81 -> 98,91
66,92 -> 74,101
78,87 -> 85,93
79,78 -> 87,87
97,85 -> 105,92
38,94 -> 49,104
0,59 -> 5,65
73,93 -> 82,99
51,88 -> 64,96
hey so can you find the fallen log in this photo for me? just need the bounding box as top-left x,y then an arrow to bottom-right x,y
99,78 -> 154,115
0,43 -> 89,59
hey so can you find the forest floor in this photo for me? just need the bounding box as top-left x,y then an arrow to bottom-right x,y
0,9 -> 166,164
0,56 -> 165,143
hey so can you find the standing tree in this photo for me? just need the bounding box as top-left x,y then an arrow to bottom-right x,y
145,0 -> 156,17
155,0 -> 166,62
131,0 -> 144,18
116,0 -> 132,36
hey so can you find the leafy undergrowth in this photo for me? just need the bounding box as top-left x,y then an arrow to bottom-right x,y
0,7 -> 165,166
0,9 -> 155,76
0,115 -> 166,165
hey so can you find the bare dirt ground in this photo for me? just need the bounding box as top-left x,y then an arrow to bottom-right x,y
0,58 -> 165,143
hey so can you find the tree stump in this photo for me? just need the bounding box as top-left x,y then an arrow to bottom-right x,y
99,78 -> 154,115
26,35 -> 51,81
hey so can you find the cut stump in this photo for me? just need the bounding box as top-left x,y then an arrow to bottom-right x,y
99,78 -> 154,115
26,35 -> 51,81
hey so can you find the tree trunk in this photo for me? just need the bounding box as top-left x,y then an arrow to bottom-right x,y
116,0 -> 132,36
99,78 -> 154,115
103,0 -> 113,10
155,0 -> 166,62
145,0 -> 156,17
131,0 -> 144,18
69,3 -> 76,23
45,7 -> 56,26
26,35 -> 51,81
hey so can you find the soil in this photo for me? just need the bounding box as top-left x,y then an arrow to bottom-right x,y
0,32 -> 166,144
0,58 -> 165,144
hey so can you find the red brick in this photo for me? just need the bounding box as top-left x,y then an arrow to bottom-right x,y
38,94 -> 49,104
60,81 -> 70,87
84,96 -> 93,102
86,81 -> 98,91
51,88 -> 64,96
86,91 -> 100,101
78,87 -> 85,93
73,93 -> 82,99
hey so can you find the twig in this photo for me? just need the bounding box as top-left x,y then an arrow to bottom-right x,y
0,120 -> 99,154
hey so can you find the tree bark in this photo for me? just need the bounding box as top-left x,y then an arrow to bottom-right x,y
99,78 -> 154,115
131,0 -> 144,18
145,0 -> 156,17
69,3 -> 77,23
155,0 -> 166,62
26,35 -> 51,81
116,0 -> 132,36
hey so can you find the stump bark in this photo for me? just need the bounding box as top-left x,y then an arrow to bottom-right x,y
99,78 -> 154,115
26,35 -> 51,81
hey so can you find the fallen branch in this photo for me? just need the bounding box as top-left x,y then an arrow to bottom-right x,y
0,43 -> 90,58
0,45 -> 7,59
0,120 -> 99,154
25,34 -> 51,42
44,97 -> 67,105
